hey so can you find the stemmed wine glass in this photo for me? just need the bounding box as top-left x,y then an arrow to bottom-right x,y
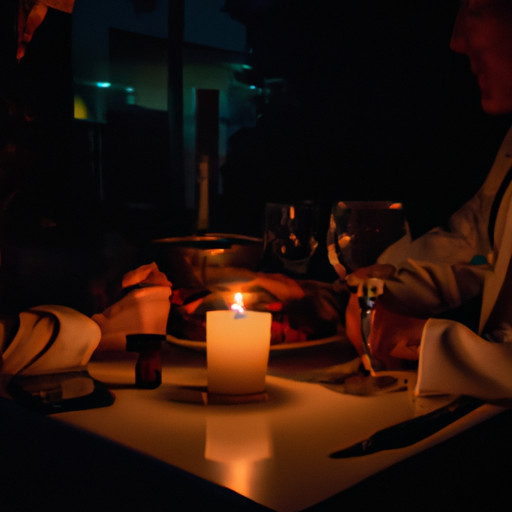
327,201 -> 407,373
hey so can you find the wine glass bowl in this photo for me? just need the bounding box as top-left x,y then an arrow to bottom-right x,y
327,201 -> 407,279
262,202 -> 319,276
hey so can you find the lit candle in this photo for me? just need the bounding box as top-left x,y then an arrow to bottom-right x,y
206,293 -> 272,395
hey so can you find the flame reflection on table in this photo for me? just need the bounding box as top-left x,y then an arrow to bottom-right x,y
205,412 -> 273,495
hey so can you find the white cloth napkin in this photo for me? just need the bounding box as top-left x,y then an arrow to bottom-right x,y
1,305 -> 101,376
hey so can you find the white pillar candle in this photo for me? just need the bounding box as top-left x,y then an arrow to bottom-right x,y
206,309 -> 272,395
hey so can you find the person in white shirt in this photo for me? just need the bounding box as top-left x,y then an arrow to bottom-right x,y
345,0 -> 512,401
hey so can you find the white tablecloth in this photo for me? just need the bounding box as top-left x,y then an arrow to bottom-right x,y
56,342 -> 504,512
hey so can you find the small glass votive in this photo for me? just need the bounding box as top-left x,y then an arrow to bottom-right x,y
206,310 -> 272,395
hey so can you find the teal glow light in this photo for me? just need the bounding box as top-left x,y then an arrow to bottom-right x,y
96,82 -> 111,88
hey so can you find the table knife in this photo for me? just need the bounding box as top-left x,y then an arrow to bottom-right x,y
329,395 -> 482,458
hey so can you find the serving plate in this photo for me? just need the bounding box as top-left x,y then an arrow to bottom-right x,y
166,333 -> 346,352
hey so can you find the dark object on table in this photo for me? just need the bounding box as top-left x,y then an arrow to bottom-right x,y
126,333 -> 165,389
330,395 -> 482,458
5,370 -> 115,414
149,234 -> 263,288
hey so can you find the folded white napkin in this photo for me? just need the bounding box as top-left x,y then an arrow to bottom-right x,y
1,305 -> 101,376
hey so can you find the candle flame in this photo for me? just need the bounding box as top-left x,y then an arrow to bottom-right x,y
231,292 -> 246,318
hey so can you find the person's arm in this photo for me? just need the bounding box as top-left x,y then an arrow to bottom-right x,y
17,0 -> 75,61
346,256 -> 488,319
380,258 -> 488,317
367,177 -> 492,317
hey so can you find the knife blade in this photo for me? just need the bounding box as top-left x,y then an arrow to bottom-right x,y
329,395 -> 482,458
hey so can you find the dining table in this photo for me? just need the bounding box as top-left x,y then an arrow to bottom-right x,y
3,328 -> 510,512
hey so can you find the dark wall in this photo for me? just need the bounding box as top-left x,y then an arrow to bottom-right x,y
220,0 -> 512,238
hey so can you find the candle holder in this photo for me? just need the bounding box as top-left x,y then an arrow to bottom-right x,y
206,310 -> 272,395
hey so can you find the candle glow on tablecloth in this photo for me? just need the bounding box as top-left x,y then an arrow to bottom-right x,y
206,294 -> 272,395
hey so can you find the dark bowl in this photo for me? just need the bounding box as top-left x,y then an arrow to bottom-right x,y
149,233 -> 264,288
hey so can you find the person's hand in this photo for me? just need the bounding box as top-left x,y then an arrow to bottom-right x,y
92,262 -> 172,351
17,2 -> 48,61
17,1 -> 75,61
122,261 -> 172,288
345,263 -> 397,290
345,282 -> 427,372
245,272 -> 306,303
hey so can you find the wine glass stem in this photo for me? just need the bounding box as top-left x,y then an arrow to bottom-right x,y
359,303 -> 374,373
358,300 -> 383,374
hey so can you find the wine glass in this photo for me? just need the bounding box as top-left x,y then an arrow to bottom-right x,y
327,201 -> 407,374
262,201 -> 319,276
327,201 -> 407,279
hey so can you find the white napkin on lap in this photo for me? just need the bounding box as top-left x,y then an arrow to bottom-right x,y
1,305 -> 101,376
92,262 -> 172,351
